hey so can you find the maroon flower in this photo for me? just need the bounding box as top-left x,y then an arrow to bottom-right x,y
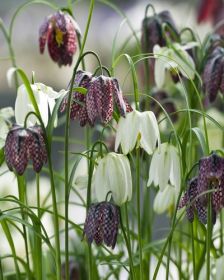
202,47 -> 224,102
178,177 -> 214,224
61,72 -> 132,126
83,202 -> 120,249
39,11 -> 80,67
60,70 -> 93,126
141,10 -> 178,53
197,0 -> 223,24
4,124 -> 47,175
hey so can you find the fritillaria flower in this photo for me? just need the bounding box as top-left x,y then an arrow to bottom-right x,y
147,143 -> 181,191
202,47 -> 224,102
153,184 -> 177,214
93,152 -> 132,206
61,71 -> 132,126
178,177 -> 216,224
153,42 -> 196,88
4,124 -> 47,175
141,10 -> 178,53
83,202 -> 120,249
39,11 -> 80,66
115,110 -> 160,155
15,82 -> 63,127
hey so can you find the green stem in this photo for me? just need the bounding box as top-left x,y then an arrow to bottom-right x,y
220,210 -> 223,254
191,222 -> 196,280
136,148 -> 143,279
36,173 -> 41,219
17,175 -> 31,279
64,1 -> 95,278
206,194 -> 212,280
0,19 -> 19,88
120,208 -> 135,280
0,257 -> 3,280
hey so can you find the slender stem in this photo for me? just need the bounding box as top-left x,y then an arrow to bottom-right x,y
16,175 -> 31,280
46,145 -> 61,279
0,257 -> 3,280
64,1 -> 95,279
220,210 -> 223,254
191,222 -> 196,280
136,148 -> 143,279
0,19 -> 19,88
206,194 -> 212,280
36,173 -> 41,219
120,208 -> 135,280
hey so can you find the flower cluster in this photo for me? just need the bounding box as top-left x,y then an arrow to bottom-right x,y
39,11 -> 80,66
179,153 -> 224,224
83,202 -> 120,249
60,70 -> 132,126
4,124 -> 47,175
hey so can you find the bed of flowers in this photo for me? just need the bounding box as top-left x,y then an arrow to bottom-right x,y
1,0 -> 224,279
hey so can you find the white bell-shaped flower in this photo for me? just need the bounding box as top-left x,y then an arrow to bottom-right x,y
115,110 -> 160,155
73,156 -> 89,189
93,152 -> 132,206
153,184 -> 176,214
153,42 -> 197,88
15,83 -> 64,127
147,142 -> 181,191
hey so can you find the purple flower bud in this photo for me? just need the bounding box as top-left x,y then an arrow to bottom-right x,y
39,11 -> 80,67
202,47 -> 224,102
141,10 -> 178,53
83,202 -> 120,249
4,125 -> 47,175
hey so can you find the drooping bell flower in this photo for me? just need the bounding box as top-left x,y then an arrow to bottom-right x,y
83,202 -> 120,249
60,70 -> 93,126
197,152 -> 224,207
4,124 -> 47,175
202,47 -> 224,102
148,143 -> 181,191
93,152 -> 132,206
178,177 -> 217,224
61,72 -> 132,126
115,109 -> 160,155
39,11 -> 80,66
141,10 -> 178,53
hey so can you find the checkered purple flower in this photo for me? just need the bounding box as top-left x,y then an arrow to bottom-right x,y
61,71 -> 132,126
39,11 -> 80,67
83,202 -> 120,249
4,124 -> 47,175
141,10 -> 178,53
202,47 -> 224,102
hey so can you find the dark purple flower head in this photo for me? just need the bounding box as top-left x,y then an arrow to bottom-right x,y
141,10 -> 178,53
202,47 -> 224,102
61,71 -> 132,127
60,70 -> 93,126
198,152 -> 224,206
178,177 -> 217,224
39,11 -> 80,67
83,202 -> 120,249
4,124 -> 47,175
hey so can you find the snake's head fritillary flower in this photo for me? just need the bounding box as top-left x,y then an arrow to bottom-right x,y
83,202 -> 120,249
93,152 -> 132,206
115,110 -> 160,155
202,47 -> 224,102
86,75 -> 132,125
198,152 -> 224,208
178,177 -> 217,224
4,124 -> 47,175
60,70 -> 93,126
15,82 -> 63,127
61,73 -> 132,127
39,11 -> 80,66
141,10 -> 178,53
148,143 -> 181,191
153,42 -> 197,88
